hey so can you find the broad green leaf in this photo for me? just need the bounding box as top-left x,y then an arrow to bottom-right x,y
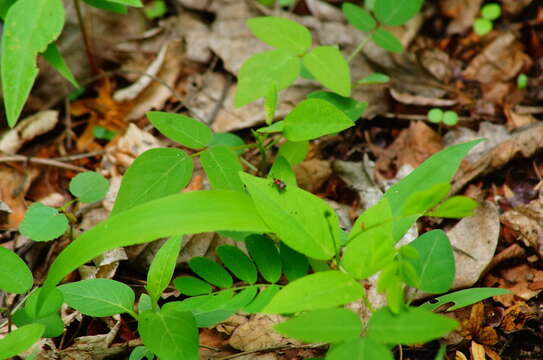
374,0 -> 424,26
83,0 -> 128,13
283,99 -> 354,141
0,0 -> 17,19
326,338 -> 393,360
38,191 -> 269,306
384,139 -> 483,241
0,247 -> 32,293
342,3 -> 376,32
247,16 -> 311,55
129,346 -> 155,360
100,0 -> 142,6
274,308 -> 361,343
69,172 -> 109,203
209,132 -> 245,153
420,287 -> 512,312
144,0 -> 167,19
265,83 -> 278,125
367,307 -> 458,345
481,3 -> 501,20
58,279 -> 135,317
371,28 -> 404,53
0,324 -> 44,359
111,148 -> 193,216
19,203 -> 68,242
357,73 -> 390,85
146,236 -> 182,305
427,196 -> 478,218
240,172 -> 340,260
263,271 -> 363,314
277,141 -> 309,165
12,311 -> 63,338
25,287 -> 63,319
303,46 -> 351,97
258,120 -> 285,134
243,285 -> 281,314
279,242 -> 309,282
147,112 -> 212,149
42,43 -> 79,88
216,245 -> 258,284
343,199 -> 395,279
307,91 -> 367,122
406,230 -> 454,293
2,0 -> 64,127
139,308 -> 198,360
403,183 -> 451,216
268,155 -> 297,187
473,18 -> 492,36
235,49 -> 300,107
200,146 -> 244,192
138,294 -> 152,313
189,257 -> 233,288
427,108 -> 443,123
245,235 -> 282,283
174,276 -> 212,296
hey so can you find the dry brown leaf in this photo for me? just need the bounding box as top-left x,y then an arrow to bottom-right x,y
0,110 -> 59,154
456,351 -> 469,360
488,264 -> 543,306
501,191 -> 543,254
441,0 -> 484,34
470,341 -> 486,360
389,88 -> 457,107
229,314 -> 299,352
0,165 -> 38,230
293,159 -> 332,193
449,201 -> 500,289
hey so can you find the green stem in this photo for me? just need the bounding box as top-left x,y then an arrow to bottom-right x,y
347,28 -> 377,63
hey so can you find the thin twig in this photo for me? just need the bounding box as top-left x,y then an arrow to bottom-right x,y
0,155 -> 88,172
379,113 -> 474,122
218,343 -> 327,360
208,73 -> 232,124
74,0 -> 100,75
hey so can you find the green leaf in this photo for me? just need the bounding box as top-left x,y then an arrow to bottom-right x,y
517,73 -> 528,89
427,108 -> 443,123
245,235 -> 282,283
258,120 -> 285,134
283,99 -> 354,141
374,0 -> 424,26
129,346 -> 155,360
342,3 -> 376,32
343,199 -> 395,279
442,110 -> 459,126
427,196 -> 478,218
268,156 -> 296,188
420,287 -> 512,312
25,287 -> 63,319
139,308 -> 198,360
174,276 -> 212,296
384,139 -> 483,241
406,230 -> 455,293
216,245 -> 258,284
403,183 -> 451,216
244,285 -> 280,313
0,324 -> 44,359
92,125 -> 117,140
307,91 -> 367,122
235,49 -> 300,107
265,83 -> 278,125
263,271 -> 363,314
326,338 -> 393,360
474,18 -> 492,36
147,112 -> 212,149
144,0 -> 167,19
247,16 -> 312,55
12,308 -> 63,338
19,203 -> 69,242
481,3 -> 501,20
0,247 -> 33,294
100,0 -> 142,6
111,148 -> 193,216
357,73 -> 390,85
240,172 -> 340,260
201,146 -> 244,192
146,236 -> 182,305
58,278 -> 135,317
138,293 -> 152,314
279,242 -> 309,282
83,0 -> 128,13
209,132 -> 245,153
69,172 -> 109,203
189,257 -> 233,288
274,308 -> 361,343
42,43 -> 79,88
2,0 -> 65,127
277,141 -> 309,165
367,307 -> 458,345
38,191 -> 269,307
303,46 -> 351,97
0,0 -> 17,19
371,28 -> 404,53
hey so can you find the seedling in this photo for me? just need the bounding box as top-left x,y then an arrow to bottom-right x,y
517,73 -> 528,89
474,2 -> 501,36
427,108 -> 459,126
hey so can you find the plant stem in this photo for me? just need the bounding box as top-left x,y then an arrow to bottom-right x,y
347,29 -> 377,63
74,0 -> 100,75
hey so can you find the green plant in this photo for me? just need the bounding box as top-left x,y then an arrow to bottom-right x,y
517,73 -> 528,89
9,3 -> 512,360
427,108 -> 459,126
473,2 -> 501,36
0,0 -> 143,128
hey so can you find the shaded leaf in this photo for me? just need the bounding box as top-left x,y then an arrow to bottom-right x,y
216,245 -> 258,284
189,257 -> 233,288
174,276 -> 213,296
279,242 -> 309,282
245,235 -> 282,283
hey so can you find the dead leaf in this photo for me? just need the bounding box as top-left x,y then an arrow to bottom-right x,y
229,314 -> 299,352
471,341 -> 486,360
305,0 -> 344,21
293,159 -> 332,193
0,110 -> 59,154
487,264 -> 543,306
501,192 -> 543,254
0,166 -> 38,230
441,0 -> 484,34
449,201 -> 500,289
501,302 -> 535,332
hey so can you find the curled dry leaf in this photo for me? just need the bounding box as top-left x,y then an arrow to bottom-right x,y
501,302 -> 536,332
229,314 -> 299,352
449,201 -> 500,289
0,110 -> 59,154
